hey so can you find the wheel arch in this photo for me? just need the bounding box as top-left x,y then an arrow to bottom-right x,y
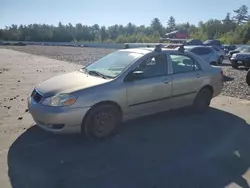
81,100 -> 123,133
199,85 -> 214,95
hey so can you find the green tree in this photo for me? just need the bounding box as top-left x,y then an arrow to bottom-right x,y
166,16 -> 176,32
150,18 -> 164,35
233,5 -> 249,25
100,26 -> 108,42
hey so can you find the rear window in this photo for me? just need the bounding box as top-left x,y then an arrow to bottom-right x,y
212,47 -> 220,52
242,47 -> 250,53
204,40 -> 221,46
190,47 -> 212,55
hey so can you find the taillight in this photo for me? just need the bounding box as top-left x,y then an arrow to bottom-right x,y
220,70 -> 224,76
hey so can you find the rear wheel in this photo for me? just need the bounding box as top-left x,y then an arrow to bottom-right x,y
193,88 -> 213,113
82,104 -> 121,139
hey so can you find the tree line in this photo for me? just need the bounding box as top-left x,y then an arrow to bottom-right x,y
0,5 -> 249,44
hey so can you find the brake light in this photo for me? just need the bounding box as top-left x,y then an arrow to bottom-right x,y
220,70 -> 224,76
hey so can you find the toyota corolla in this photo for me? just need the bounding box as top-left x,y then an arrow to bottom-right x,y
28,46 -> 223,139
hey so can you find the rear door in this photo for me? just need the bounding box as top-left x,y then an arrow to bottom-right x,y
169,53 -> 203,107
199,47 -> 215,63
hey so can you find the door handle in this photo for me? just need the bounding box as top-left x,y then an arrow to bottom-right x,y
162,79 -> 170,84
196,73 -> 200,78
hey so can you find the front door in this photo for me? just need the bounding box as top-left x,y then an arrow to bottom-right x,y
124,54 -> 172,118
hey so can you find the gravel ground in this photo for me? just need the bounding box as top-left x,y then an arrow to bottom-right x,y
1,45 -> 250,100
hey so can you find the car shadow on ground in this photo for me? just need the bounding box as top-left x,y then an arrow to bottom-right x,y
239,68 -> 250,71
223,75 -> 234,82
8,107 -> 250,188
220,63 -> 232,67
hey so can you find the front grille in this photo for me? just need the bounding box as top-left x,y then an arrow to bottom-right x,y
31,89 -> 43,103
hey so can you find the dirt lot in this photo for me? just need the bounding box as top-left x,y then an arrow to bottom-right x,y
0,49 -> 250,188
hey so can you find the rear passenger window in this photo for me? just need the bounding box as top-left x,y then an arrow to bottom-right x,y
190,48 -> 200,55
170,55 -> 200,74
201,48 -> 212,54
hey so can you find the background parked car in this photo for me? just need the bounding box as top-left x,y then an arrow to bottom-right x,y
184,46 -> 218,65
223,45 -> 236,54
183,39 -> 203,46
210,46 -> 226,64
230,46 -> 250,69
203,40 -> 223,49
228,46 -> 246,58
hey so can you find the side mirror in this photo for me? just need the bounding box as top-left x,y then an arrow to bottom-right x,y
124,70 -> 144,82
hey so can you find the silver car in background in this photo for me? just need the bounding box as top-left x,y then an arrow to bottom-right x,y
28,46 -> 223,139
185,46 -> 219,65
210,46 -> 226,64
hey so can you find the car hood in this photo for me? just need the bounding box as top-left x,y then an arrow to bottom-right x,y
233,53 -> 250,59
36,71 -> 110,96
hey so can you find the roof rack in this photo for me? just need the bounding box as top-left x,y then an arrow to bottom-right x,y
154,44 -> 162,52
178,45 -> 185,53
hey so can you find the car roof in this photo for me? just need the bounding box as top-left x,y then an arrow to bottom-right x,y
119,47 -> 212,71
183,45 -> 210,49
119,48 -> 153,55
120,47 -> 180,54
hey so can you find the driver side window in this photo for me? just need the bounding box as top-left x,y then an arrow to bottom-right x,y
134,54 -> 168,79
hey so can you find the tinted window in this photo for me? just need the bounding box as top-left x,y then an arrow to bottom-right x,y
190,48 -> 201,55
170,55 -> 199,74
212,46 -> 220,52
191,47 -> 212,55
203,40 -> 221,46
200,47 -> 212,54
134,54 -> 168,79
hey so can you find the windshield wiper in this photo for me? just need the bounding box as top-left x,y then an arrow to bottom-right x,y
87,70 -> 111,79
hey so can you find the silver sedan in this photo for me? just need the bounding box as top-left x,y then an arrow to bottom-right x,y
184,46 -> 219,65
28,46 -> 223,139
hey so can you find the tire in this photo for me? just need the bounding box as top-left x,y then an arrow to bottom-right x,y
246,70 -> 250,86
231,60 -> 239,69
82,104 -> 121,139
193,88 -> 213,113
218,56 -> 224,64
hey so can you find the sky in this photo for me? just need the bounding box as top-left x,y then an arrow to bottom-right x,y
1,0 -> 250,28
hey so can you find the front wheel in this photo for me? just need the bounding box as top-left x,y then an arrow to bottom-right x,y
193,88 -> 213,113
246,70 -> 250,86
218,56 -> 224,64
231,60 -> 239,69
83,104 -> 121,139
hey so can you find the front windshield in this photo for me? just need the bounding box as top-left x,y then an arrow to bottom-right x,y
241,47 -> 250,53
85,51 -> 143,78
236,46 -> 245,51
203,40 -> 212,44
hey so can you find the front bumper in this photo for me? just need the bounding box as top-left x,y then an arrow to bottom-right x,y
28,97 -> 90,134
230,58 -> 250,67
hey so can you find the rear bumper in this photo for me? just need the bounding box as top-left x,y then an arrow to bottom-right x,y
28,97 -> 90,134
213,81 -> 223,98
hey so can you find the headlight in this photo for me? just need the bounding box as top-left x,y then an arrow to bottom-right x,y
42,94 -> 77,107
232,54 -> 237,58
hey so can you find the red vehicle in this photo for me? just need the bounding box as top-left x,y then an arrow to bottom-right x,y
160,30 -> 189,42
164,30 -> 189,39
